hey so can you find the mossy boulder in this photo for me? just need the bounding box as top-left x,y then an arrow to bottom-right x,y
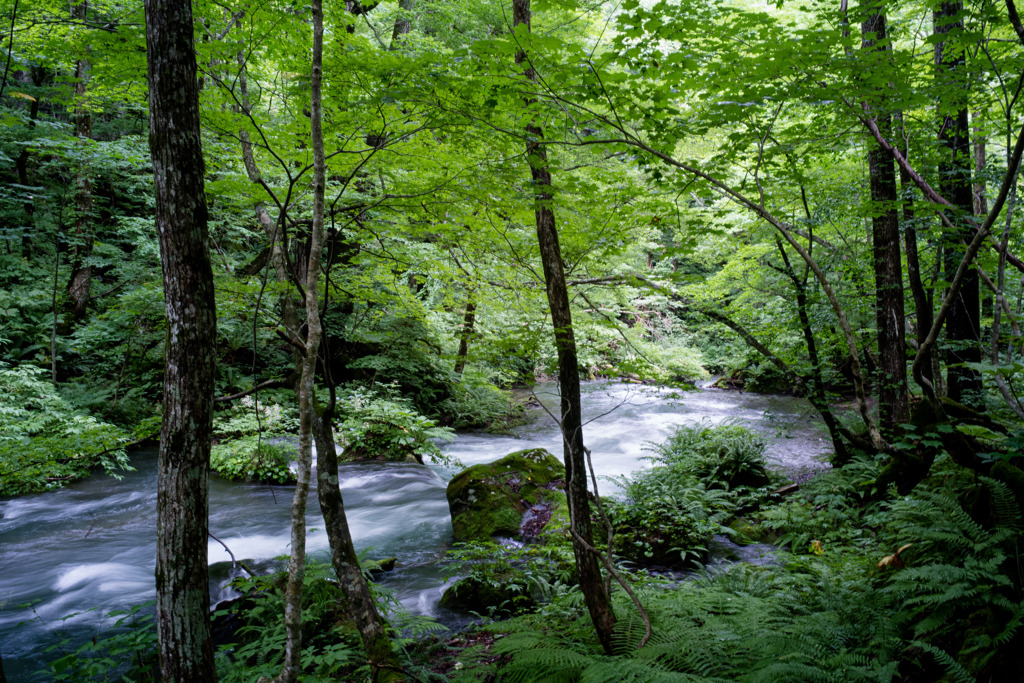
446,448 -> 567,542
439,576 -> 536,616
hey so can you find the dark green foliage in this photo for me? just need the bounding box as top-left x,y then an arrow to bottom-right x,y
44,603 -> 159,683
604,483 -> 726,566
882,477 -> 1024,680
0,364 -> 130,495
442,540 -> 577,617
214,561 -> 364,682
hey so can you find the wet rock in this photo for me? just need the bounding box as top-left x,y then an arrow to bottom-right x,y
446,449 -> 567,542
438,576 -> 535,616
363,556 -> 398,576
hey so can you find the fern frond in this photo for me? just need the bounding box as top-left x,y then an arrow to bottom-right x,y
912,641 -> 975,683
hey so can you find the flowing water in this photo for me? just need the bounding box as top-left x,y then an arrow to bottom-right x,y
0,382 -> 831,679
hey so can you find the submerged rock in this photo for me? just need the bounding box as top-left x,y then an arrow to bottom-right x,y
446,448 -> 568,542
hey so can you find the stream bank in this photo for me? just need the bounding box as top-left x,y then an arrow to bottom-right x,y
0,381 -> 831,680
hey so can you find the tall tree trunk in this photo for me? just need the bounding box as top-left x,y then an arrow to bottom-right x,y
313,410 -> 406,682
66,0 -> 94,326
974,116 -> 994,318
934,1 -> 981,404
144,0 -> 219,678
512,0 -> 615,654
15,92 -> 40,259
262,2 -> 326,680
453,292 -> 476,375
862,3 -> 908,433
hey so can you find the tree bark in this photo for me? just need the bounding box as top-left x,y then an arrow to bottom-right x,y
66,0 -> 94,327
512,0 -> 615,654
862,4 -> 908,433
774,241 -> 853,463
389,0 -> 414,50
313,410 -> 406,682
453,293 -> 476,375
934,1 -> 981,404
262,1 -> 327,679
896,111 -> 938,390
144,0 -> 219,678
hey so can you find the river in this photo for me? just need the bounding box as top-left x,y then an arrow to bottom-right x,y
0,381 -> 831,679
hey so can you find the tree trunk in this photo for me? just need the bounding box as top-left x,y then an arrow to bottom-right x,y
862,4 -> 908,433
389,0 -> 414,49
237,50 -> 302,369
896,112 -> 937,389
15,87 -> 40,259
453,293 -> 476,375
143,0 -> 219,678
66,0 -> 93,327
934,1 -> 981,404
262,2 -> 327,680
313,409 -> 406,682
774,240 -> 853,464
974,116 -> 993,318
512,0 -> 615,654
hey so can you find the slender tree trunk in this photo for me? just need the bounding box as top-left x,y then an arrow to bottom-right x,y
144,0 -> 218,678
896,112 -> 937,389
66,0 -> 94,326
512,0 -> 615,654
862,4 -> 908,433
454,292 -> 476,375
934,1 -> 981,404
237,50 -> 302,368
774,240 -> 852,463
975,118 -> 993,318
262,2 -> 326,680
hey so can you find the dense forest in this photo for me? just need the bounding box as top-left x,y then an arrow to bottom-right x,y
2,0 -> 1024,680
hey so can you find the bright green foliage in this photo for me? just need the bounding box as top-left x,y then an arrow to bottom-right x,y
210,394 -> 299,485
0,364 -> 130,495
338,387 -> 455,465
646,420 -> 773,491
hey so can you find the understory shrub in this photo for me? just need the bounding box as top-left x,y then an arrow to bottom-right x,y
210,393 -> 298,485
338,386 -> 455,464
646,419 -> 772,491
604,481 -> 730,566
442,540 -> 579,617
0,363 -> 130,495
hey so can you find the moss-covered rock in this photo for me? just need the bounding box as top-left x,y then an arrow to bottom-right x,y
439,575 -> 536,616
446,448 -> 567,542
